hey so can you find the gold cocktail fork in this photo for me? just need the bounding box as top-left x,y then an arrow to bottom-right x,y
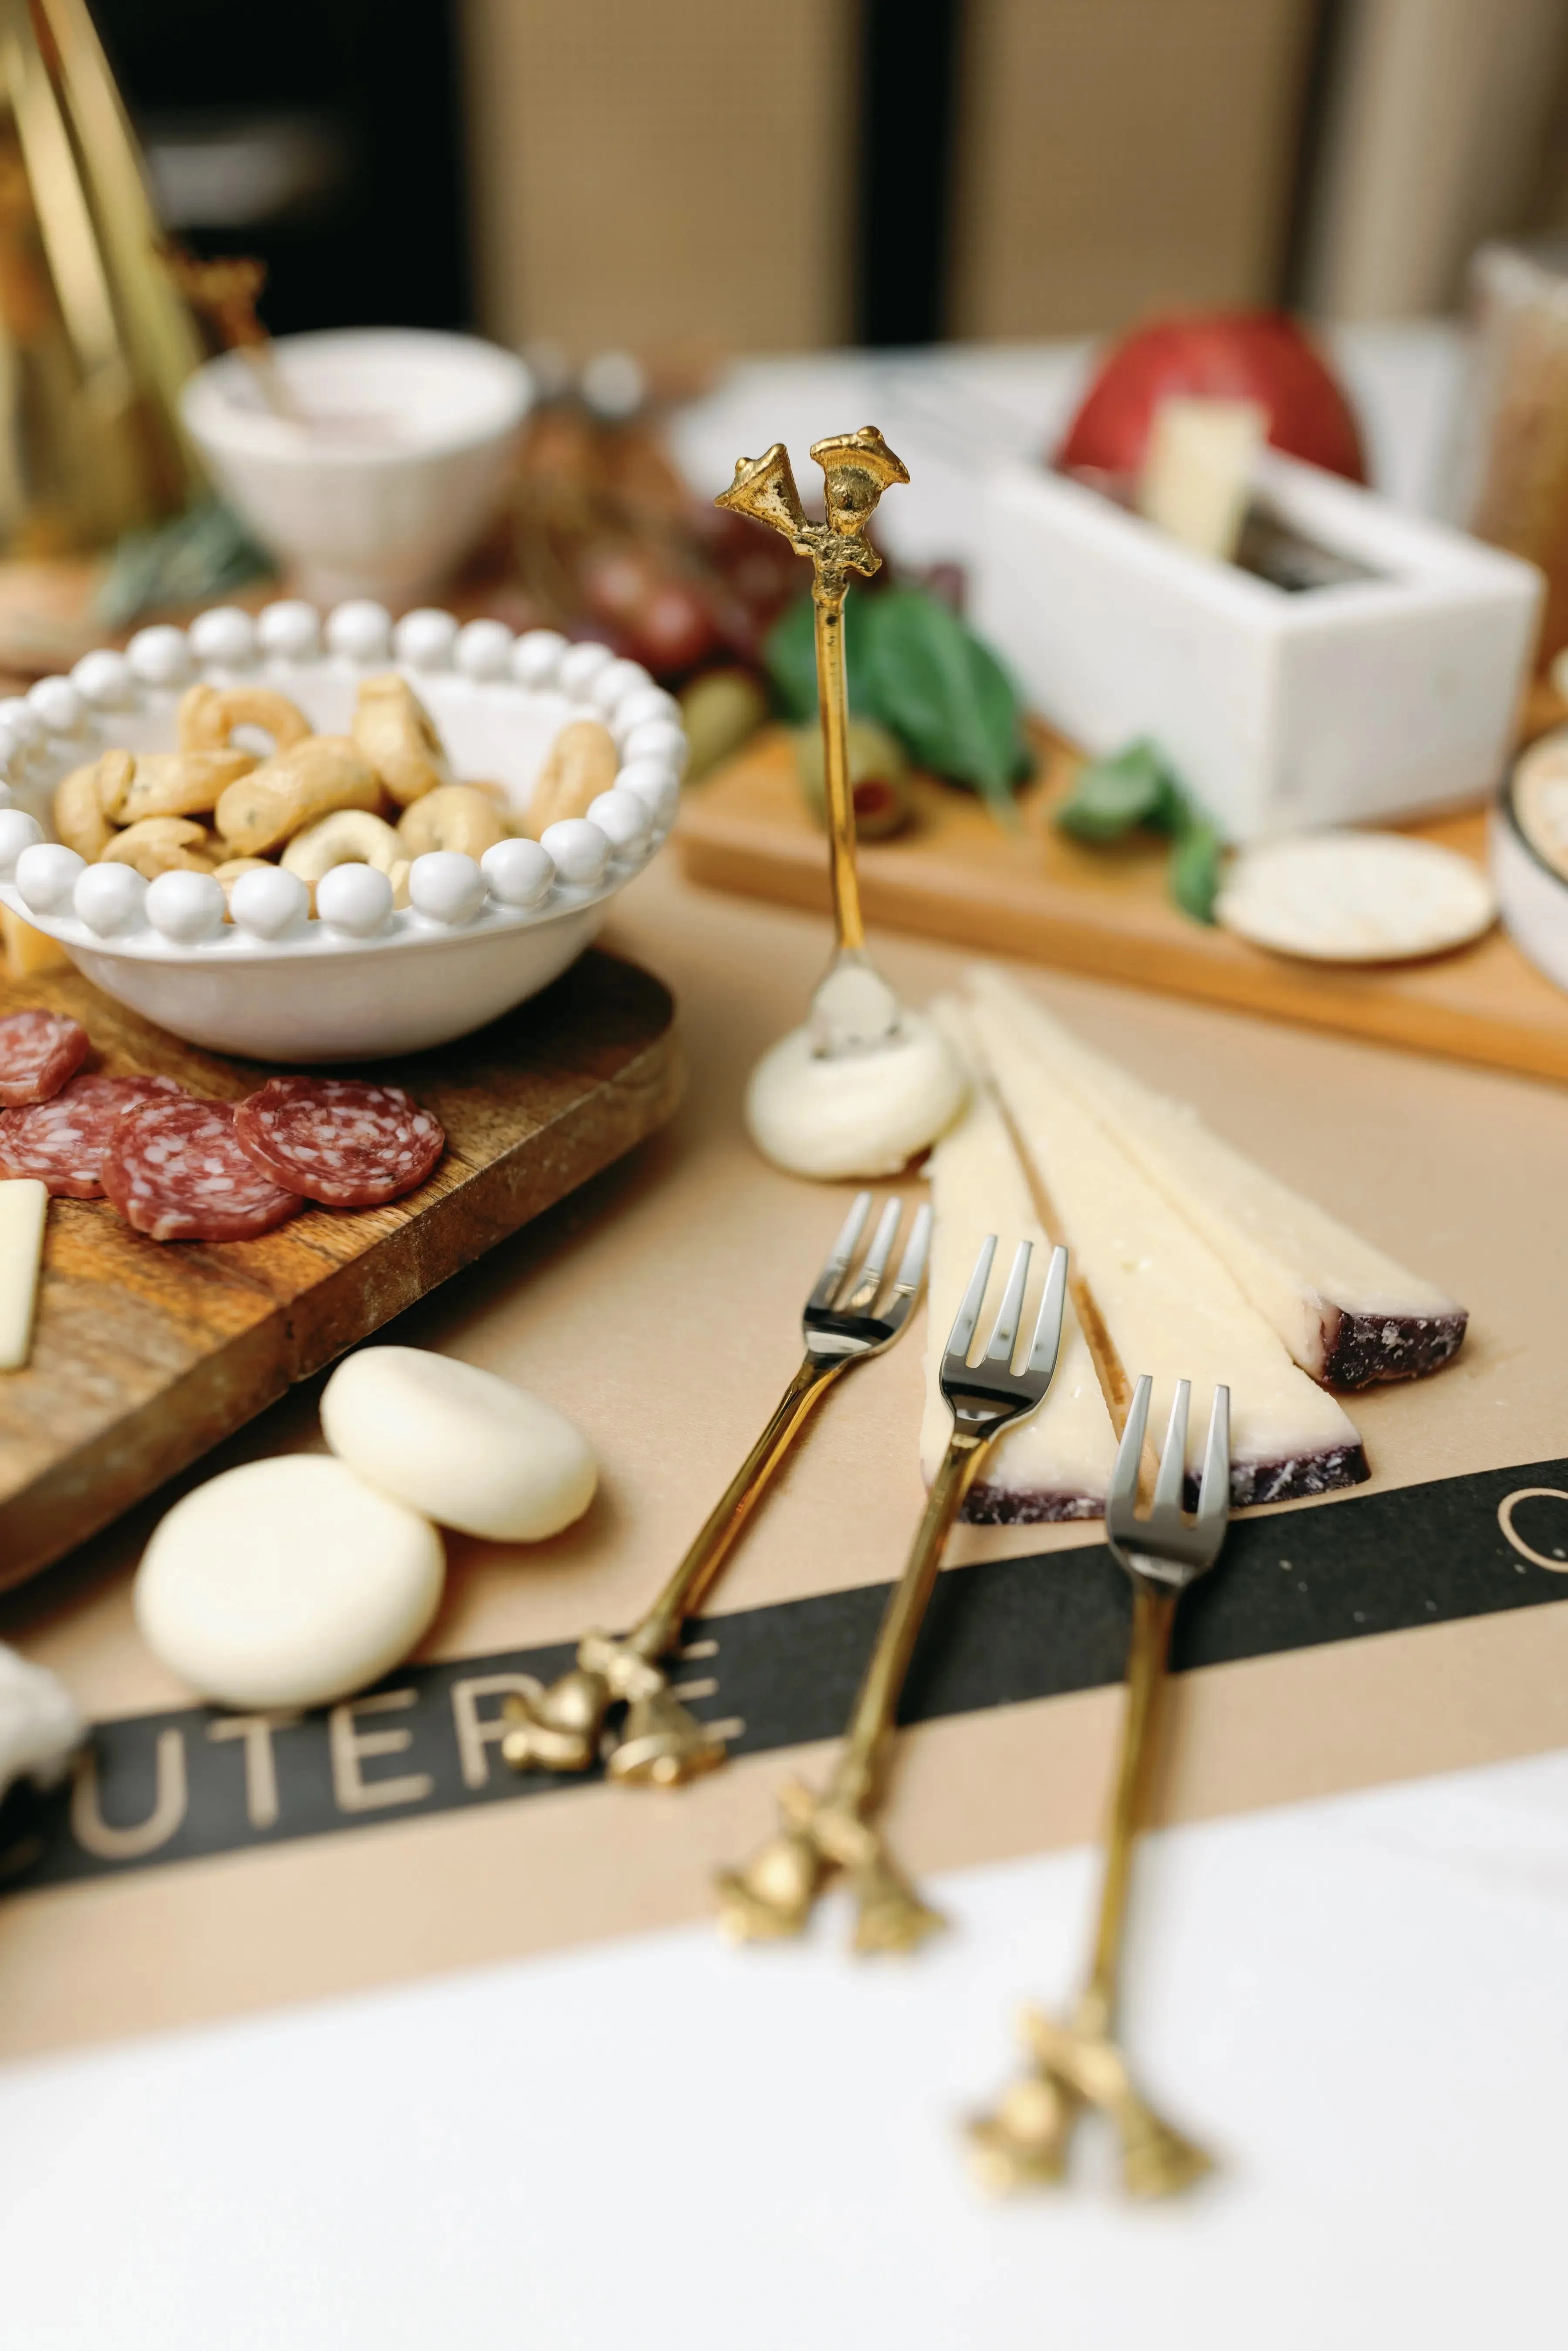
966,1373 -> 1232,2199
500,1193 -> 930,1789
717,1235 -> 1068,1955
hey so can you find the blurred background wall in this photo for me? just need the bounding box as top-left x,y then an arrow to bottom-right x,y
89,0 -> 1568,354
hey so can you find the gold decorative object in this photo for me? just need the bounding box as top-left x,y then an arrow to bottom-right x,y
0,0 -> 205,555
500,1193 -> 929,1788
718,1235 -> 1068,1953
966,1375 -> 1230,2198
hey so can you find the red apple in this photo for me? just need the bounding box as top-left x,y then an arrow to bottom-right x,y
1056,311 -> 1366,485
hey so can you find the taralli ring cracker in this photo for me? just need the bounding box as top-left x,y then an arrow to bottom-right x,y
214,736 -> 380,858
177,683 -> 312,758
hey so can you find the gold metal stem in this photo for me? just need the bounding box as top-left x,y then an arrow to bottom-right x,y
633,1355 -> 840,1656
829,1438 -> 979,1811
1078,1579 -> 1176,2041
812,584 -> 865,955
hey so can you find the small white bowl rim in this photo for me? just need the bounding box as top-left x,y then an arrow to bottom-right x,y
181,328 -> 533,472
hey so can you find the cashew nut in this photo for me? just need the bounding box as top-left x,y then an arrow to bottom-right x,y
525,720 -> 618,839
99,817 -> 218,879
282,808 -> 404,884
178,683 -> 312,757
115,748 -> 257,826
351,673 -> 451,806
54,758 -> 119,859
396,783 -> 507,862
214,736 -> 380,857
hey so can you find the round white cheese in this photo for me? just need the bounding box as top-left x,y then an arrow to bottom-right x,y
1216,832 -> 1495,962
135,1455 -> 445,1708
321,1346 -> 598,1543
746,1009 -> 967,1179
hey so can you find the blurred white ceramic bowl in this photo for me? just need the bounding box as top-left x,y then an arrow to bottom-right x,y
181,330 -> 532,607
0,602 -> 684,1062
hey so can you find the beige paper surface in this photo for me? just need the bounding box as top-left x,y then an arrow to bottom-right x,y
2,855 -> 1566,2058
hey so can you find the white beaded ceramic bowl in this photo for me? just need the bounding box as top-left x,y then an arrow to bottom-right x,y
0,604 -> 685,1062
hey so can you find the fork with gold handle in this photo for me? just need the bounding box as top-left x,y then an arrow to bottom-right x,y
966,1372 -> 1231,2199
500,1192 -> 930,1789
716,1234 -> 1068,1955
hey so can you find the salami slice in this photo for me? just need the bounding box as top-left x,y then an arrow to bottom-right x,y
233,1077 -> 445,1207
0,1073 -> 186,1197
0,1010 -> 89,1108
103,1096 -> 304,1242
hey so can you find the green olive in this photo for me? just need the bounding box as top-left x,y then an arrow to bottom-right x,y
793,718 -> 912,839
678,670 -> 769,781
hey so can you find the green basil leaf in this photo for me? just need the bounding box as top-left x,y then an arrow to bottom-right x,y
1056,740 -> 1171,842
859,585 -> 1025,821
1168,818 -> 1224,924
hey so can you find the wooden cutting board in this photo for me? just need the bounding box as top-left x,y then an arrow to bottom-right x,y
0,948 -> 681,1591
677,726 -> 1568,1087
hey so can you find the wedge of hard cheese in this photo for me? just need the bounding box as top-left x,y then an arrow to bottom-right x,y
967,967 -> 1465,1388
966,988 -> 1367,1507
924,1004 -> 1116,1522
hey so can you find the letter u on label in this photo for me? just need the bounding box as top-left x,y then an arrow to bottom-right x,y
70,1728 -> 189,1861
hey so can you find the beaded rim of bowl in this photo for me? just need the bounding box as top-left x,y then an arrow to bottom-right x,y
0,600 -> 686,964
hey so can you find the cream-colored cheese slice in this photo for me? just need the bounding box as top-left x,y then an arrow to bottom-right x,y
966,966 -> 1461,1383
966,990 -> 1365,1503
923,1003 -> 1115,1521
0,1178 -> 47,1371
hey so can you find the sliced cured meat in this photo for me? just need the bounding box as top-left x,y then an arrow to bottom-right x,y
233,1077 -> 444,1208
103,1096 -> 303,1243
0,1073 -> 186,1197
0,1010 -> 89,1108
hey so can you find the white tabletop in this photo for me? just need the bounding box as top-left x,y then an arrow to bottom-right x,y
4,325 -> 1558,2351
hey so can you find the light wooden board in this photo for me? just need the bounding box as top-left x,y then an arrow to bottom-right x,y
0,949 -> 680,1590
677,726 -> 1568,1086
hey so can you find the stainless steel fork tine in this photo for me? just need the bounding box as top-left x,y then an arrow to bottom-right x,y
1110,1373 -> 1152,1511
1152,1380 -> 1191,1514
945,1233 -> 997,1365
982,1240 -> 1032,1366
885,1201 -> 933,1311
1196,1386 -> 1232,1530
840,1197 -> 902,1313
807,1190 -> 873,1310
1025,1244 -> 1069,1383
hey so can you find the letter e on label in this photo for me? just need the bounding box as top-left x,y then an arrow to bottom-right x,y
329,1689 -> 433,1813
1497,1488 -> 1568,1572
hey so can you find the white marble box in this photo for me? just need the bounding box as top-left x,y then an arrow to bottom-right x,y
973,449 -> 1543,842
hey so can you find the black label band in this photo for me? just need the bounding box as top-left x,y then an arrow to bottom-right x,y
4,1454 -> 1565,1895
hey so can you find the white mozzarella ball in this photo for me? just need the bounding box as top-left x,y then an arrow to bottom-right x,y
510,629 -> 567,688
454,618 -> 514,678
127,625 -> 192,686
591,657 -> 651,714
325,600 -> 392,662
615,758 -> 679,825
321,1346 -> 597,1543
16,842 -> 84,914
230,864 -> 310,940
146,868 -> 226,944
623,716 -> 687,774
0,808 -> 43,876
74,861 -> 148,936
257,599 -> 322,660
480,836 -> 554,908
587,787 -> 651,852
27,676 -> 86,735
556,639 -> 613,697
0,696 -> 42,751
392,608 -> 459,670
315,862 -> 394,937
135,1455 -> 445,1709
539,817 -> 608,884
71,647 -> 135,709
409,849 -> 485,924
189,606 -> 258,667
616,684 -> 679,732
